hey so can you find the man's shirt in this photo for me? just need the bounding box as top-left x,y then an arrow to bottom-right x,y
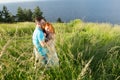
32,26 -> 47,56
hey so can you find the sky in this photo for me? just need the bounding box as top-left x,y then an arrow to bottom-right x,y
0,0 -> 53,3
0,0 -> 75,4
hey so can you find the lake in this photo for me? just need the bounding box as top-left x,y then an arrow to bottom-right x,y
0,0 -> 120,24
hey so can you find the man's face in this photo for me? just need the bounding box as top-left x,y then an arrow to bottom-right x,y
40,19 -> 46,26
36,22 -> 41,27
36,19 -> 45,27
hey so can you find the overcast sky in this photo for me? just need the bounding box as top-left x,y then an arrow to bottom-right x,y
0,0 -> 56,3
0,0 -> 79,4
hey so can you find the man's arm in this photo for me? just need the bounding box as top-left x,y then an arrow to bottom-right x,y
40,41 -> 46,48
38,30 -> 47,48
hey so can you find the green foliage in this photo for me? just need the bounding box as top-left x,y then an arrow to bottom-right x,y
0,20 -> 120,80
25,9 -> 33,21
0,6 -> 14,22
32,6 -> 43,21
0,11 -> 3,21
17,7 -> 25,22
56,17 -> 63,23
0,6 -> 44,22
17,7 -> 33,22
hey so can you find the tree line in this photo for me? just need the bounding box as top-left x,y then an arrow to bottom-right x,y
0,5 -> 63,23
0,6 -> 44,23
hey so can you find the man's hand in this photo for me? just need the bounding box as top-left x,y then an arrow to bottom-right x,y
40,41 -> 47,48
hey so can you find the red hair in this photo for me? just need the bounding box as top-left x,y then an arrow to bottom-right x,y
42,22 -> 55,33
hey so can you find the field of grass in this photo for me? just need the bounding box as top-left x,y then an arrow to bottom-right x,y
0,20 -> 120,80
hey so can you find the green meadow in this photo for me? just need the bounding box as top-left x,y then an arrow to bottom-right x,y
0,19 -> 120,80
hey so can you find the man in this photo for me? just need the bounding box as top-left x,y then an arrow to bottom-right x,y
32,17 -> 48,67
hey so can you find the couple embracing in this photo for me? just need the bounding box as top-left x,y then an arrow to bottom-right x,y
32,17 -> 59,68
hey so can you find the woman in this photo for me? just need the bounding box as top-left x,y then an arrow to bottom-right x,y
42,22 -> 59,67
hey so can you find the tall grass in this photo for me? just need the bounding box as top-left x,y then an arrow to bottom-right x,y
0,20 -> 120,80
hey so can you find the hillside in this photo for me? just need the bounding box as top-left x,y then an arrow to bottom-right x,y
0,20 -> 120,80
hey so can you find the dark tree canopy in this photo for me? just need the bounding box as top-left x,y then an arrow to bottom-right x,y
57,17 -> 63,23
0,6 -> 45,23
16,7 -> 25,22
0,6 -> 13,22
32,6 -> 43,21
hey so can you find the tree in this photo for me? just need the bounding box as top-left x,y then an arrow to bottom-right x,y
16,7 -> 25,22
57,17 -> 63,23
0,6 -> 45,22
0,10 -> 3,22
1,6 -> 13,22
24,9 -> 32,21
17,8 -> 33,22
32,6 -> 43,21
27,9 -> 32,21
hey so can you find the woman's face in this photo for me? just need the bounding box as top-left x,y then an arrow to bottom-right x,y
42,22 -> 55,33
45,26 -> 50,32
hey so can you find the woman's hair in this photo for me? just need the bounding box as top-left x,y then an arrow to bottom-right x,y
42,22 -> 55,33
42,22 -> 55,42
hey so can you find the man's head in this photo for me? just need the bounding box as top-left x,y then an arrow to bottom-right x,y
35,17 -> 46,27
